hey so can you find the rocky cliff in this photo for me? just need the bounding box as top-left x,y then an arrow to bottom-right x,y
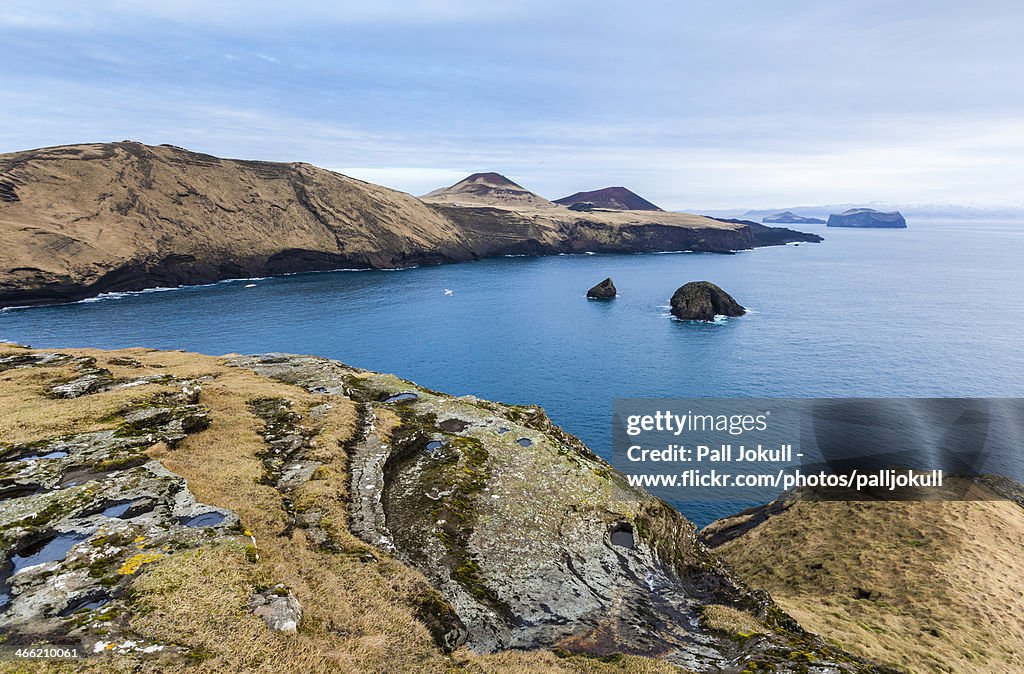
0,345 -> 892,673
0,142 -> 821,308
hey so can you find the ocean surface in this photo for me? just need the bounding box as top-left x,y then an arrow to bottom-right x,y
3,220 -> 1023,526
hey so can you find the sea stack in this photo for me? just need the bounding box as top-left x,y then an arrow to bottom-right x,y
670,281 -> 745,322
827,208 -> 906,228
586,277 -> 616,299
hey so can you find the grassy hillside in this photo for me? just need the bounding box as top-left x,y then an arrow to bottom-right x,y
0,142 -> 817,308
703,491 -> 1024,673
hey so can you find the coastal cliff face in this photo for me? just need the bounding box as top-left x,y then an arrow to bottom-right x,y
0,142 -> 820,308
701,483 -> 1024,674
0,345 -> 891,673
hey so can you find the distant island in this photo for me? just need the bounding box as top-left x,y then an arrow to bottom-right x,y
762,211 -> 826,225
554,186 -> 662,211
827,208 -> 907,228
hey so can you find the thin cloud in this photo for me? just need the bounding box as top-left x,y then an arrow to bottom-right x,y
0,1 -> 1021,209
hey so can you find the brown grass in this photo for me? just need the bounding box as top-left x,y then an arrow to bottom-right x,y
714,497 -> 1024,674
699,605 -> 766,637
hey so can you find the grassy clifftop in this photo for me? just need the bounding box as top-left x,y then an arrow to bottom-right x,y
702,488 -> 1024,673
0,345 -> 889,673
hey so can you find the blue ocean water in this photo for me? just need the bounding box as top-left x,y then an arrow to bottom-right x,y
3,220 -> 1023,525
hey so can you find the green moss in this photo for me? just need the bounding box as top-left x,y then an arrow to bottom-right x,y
94,453 -> 147,472
388,406 -> 502,613
452,560 -> 500,603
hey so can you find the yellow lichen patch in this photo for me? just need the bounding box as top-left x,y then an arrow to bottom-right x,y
117,551 -> 164,575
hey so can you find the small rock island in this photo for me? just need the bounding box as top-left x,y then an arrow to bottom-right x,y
827,208 -> 906,228
586,277 -> 617,299
763,211 -> 826,225
670,281 -> 745,322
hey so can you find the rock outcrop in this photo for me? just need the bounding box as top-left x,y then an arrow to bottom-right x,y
586,277 -> 616,299
670,281 -> 746,322
0,142 -> 822,308
554,186 -> 662,211
230,352 -> 885,672
762,211 -> 826,224
827,208 -> 906,228
0,353 -> 231,652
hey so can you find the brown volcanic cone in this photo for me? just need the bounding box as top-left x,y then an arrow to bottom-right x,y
421,172 -> 555,209
554,186 -> 662,211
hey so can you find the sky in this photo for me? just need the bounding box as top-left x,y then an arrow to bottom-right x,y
1,1 -> 1022,210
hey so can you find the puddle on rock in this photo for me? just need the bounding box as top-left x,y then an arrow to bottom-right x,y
0,483 -> 44,500
497,427 -> 510,434
438,418 -> 470,433
59,592 -> 111,616
425,440 -> 445,456
12,532 -> 91,575
59,468 -> 109,488
382,392 -> 418,403
182,512 -> 225,527
516,438 -> 533,447
610,523 -> 636,549
100,502 -> 132,518
17,450 -> 68,462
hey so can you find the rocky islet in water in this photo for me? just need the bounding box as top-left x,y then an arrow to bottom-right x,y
586,277 -> 617,299
670,281 -> 746,322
